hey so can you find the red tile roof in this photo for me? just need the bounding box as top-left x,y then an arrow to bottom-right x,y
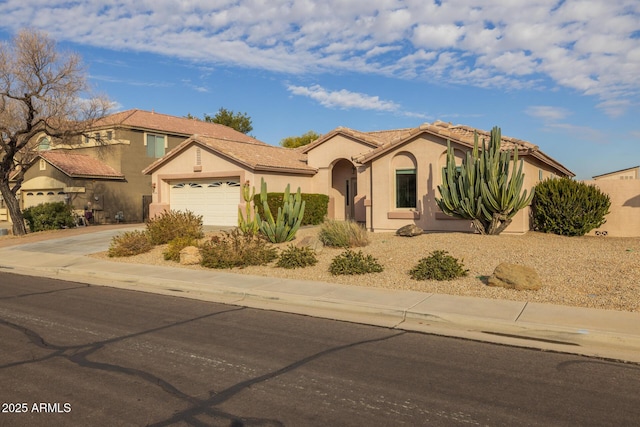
93,109 -> 266,145
40,151 -> 125,179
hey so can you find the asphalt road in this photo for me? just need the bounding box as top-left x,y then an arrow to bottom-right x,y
1,272 -> 639,427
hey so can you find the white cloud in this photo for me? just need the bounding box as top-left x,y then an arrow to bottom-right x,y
526,106 -> 571,122
1,0 -> 638,115
287,84 -> 399,111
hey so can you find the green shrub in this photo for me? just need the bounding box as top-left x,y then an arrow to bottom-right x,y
409,250 -> 468,281
163,236 -> 199,262
146,210 -> 204,245
200,229 -> 277,269
532,178 -> 611,236
23,202 -> 75,232
276,245 -> 318,269
254,192 -> 329,226
318,220 -> 369,248
329,250 -> 383,275
108,230 -> 153,257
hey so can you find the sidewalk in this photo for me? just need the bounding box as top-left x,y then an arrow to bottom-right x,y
1,225 -> 639,363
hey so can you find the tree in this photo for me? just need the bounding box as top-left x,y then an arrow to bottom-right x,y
435,126 -> 534,235
186,108 -> 253,134
0,29 -> 110,235
279,130 -> 320,148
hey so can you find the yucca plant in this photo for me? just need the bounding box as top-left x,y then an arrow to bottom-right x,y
436,126 -> 534,235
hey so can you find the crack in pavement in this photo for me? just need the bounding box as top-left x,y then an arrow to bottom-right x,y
1,307 -> 407,426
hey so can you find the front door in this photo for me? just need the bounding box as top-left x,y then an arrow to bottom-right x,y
345,178 -> 357,220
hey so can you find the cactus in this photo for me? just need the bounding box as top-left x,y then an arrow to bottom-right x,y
436,126 -> 534,235
238,181 -> 261,235
258,178 -> 306,243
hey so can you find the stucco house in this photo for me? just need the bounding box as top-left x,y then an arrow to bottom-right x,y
584,166 -> 640,237
13,109 -> 265,223
144,120 -> 574,234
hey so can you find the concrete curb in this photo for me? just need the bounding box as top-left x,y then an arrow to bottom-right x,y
6,263 -> 640,364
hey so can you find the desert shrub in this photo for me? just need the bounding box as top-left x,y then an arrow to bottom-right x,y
108,230 -> 153,257
532,178 -> 611,236
163,236 -> 199,262
254,192 -> 329,225
276,245 -> 318,269
23,202 -> 75,232
409,250 -> 468,281
200,228 -> 277,269
146,210 -> 204,245
318,220 -> 369,248
329,250 -> 383,275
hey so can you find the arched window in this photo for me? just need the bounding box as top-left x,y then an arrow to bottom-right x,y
392,152 -> 417,209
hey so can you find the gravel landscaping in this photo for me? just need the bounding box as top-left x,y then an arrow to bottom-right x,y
92,226 -> 640,313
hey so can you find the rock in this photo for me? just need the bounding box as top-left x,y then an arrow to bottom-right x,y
179,246 -> 201,265
396,224 -> 423,237
488,263 -> 542,291
295,235 -> 324,253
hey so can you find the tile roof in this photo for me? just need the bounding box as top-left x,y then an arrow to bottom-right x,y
93,109 -> 266,146
144,135 -> 317,176
39,151 -> 125,179
348,120 -> 574,177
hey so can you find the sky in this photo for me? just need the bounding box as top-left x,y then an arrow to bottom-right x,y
1,0 -> 639,180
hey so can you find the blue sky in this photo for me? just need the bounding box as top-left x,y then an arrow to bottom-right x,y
1,0 -> 639,180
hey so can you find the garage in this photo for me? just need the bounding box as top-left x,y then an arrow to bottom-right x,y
169,180 -> 241,226
23,189 -> 66,209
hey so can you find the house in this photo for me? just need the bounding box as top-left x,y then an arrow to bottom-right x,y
16,109 -> 266,223
583,166 -> 640,237
592,166 -> 639,181
144,120 -> 574,234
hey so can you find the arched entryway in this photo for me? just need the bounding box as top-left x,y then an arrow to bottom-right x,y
331,158 -> 357,220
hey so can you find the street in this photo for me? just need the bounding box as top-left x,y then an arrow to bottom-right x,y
1,271 -> 639,426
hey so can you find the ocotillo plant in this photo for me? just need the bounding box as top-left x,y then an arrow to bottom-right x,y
237,181 -> 260,235
259,178 -> 306,243
436,126 -> 534,235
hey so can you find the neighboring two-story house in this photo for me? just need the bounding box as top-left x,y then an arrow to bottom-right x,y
18,109 -> 266,223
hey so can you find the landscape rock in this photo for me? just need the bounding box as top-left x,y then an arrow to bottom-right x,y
179,246 -> 201,265
488,263 -> 542,291
396,224 -> 423,237
295,235 -> 324,253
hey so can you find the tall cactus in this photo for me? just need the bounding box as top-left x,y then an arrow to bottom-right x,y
436,126 -> 534,235
238,181 -> 260,235
259,178 -> 306,243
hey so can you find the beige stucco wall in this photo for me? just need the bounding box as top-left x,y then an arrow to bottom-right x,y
582,180 -> 640,237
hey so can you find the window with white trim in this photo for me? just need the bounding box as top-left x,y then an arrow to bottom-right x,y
146,134 -> 166,158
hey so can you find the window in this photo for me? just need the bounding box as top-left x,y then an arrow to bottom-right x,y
146,134 -> 166,158
37,136 -> 50,151
106,131 -> 113,140
39,159 -> 47,171
539,169 -> 543,180
396,169 -> 417,208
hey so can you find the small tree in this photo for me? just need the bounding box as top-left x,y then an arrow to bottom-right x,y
532,178 -> 610,236
0,29 -> 110,235
436,126 -> 534,235
279,130 -> 320,148
208,108 -> 253,134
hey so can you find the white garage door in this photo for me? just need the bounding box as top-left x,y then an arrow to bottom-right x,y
170,180 -> 241,226
23,190 -> 66,208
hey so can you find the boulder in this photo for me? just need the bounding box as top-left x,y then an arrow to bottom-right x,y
396,224 -> 423,237
295,235 -> 324,253
179,246 -> 201,265
488,263 -> 542,291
